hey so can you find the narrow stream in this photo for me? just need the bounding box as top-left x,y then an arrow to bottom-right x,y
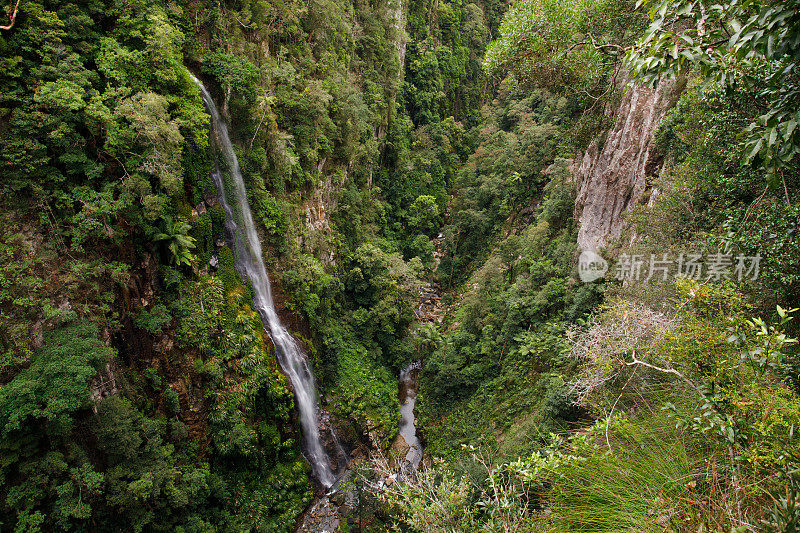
297,361 -> 423,531
398,361 -> 422,470
191,73 -> 335,488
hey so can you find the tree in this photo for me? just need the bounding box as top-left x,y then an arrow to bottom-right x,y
346,244 -> 421,365
0,322 -> 112,438
626,0 -> 800,187
95,396 -> 211,531
153,216 -> 197,266
109,91 -> 186,198
201,50 -> 260,115
407,195 -> 441,236
483,0 -> 645,96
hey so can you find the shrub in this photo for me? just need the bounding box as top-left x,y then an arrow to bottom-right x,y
134,303 -> 171,334
165,388 -> 181,416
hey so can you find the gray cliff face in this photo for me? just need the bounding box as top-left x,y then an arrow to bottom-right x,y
573,79 -> 684,252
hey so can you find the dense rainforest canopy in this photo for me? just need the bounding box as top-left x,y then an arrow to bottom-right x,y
0,0 -> 797,531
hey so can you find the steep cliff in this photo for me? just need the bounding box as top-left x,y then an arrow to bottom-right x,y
573,78 -> 684,252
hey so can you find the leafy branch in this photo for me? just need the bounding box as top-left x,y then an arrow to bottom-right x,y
626,0 -> 800,187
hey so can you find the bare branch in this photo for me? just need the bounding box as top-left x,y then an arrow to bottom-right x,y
568,302 -> 675,403
624,351 -> 696,389
0,0 -> 20,31
738,185 -> 769,231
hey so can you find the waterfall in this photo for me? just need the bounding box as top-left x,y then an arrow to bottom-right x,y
191,74 -> 335,488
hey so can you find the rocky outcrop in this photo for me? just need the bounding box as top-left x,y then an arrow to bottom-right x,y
390,0 -> 407,76
573,78 -> 684,252
295,167 -> 344,265
89,362 -> 119,408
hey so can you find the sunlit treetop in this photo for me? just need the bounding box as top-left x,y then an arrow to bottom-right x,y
483,0 -> 646,97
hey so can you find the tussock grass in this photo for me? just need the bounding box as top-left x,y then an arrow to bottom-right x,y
544,414 -> 769,532
546,417 -> 694,532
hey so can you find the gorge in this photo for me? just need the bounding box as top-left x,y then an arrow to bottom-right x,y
0,0 -> 797,531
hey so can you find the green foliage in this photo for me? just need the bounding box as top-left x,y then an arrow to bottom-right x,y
377,459 -> 479,532
92,396 -> 212,532
375,0 -> 495,245
544,418 -> 706,531
282,254 -> 342,330
3,0 -> 794,529
0,227 -> 45,370
401,0 -> 492,128
764,466 -> 800,532
0,322 -> 111,438
0,0 -> 454,529
164,388 -> 182,416
345,243 -> 421,366
381,117 -> 467,242
419,167 -> 589,458
108,91 -> 186,198
173,274 -> 226,355
167,270 -> 312,530
406,195 -> 441,236
330,341 -> 400,445
627,0 -> 800,185
403,234 -> 436,268
633,77 -> 799,301
253,189 -> 289,246
729,305 -> 799,380
439,87 -> 577,284
154,216 -> 197,267
569,286 -> 800,528
485,0 -> 645,96
202,50 -> 260,102
134,303 -> 172,334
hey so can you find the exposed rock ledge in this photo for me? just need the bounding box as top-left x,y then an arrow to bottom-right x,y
573,78 -> 684,252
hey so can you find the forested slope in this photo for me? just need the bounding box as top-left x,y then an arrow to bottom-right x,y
384,0 -> 800,531
0,0 -> 497,529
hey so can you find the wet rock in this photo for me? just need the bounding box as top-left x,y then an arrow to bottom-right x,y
389,434 -> 411,470
415,281 -> 445,322
392,434 -> 410,457
296,497 -> 340,533
317,408 -> 351,474
364,420 -> 385,451
202,191 -> 219,207
330,490 -> 347,507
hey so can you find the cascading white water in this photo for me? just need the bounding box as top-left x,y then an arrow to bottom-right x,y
191,74 -> 335,488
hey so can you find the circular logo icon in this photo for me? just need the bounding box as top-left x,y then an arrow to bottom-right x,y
578,249 -> 608,282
